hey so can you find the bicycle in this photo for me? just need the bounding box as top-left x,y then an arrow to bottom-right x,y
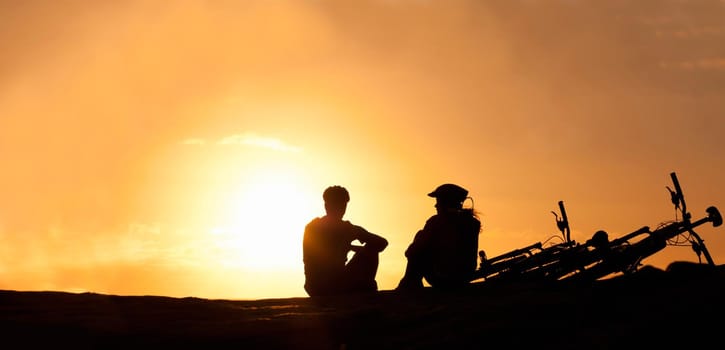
472,172 -> 722,284
559,172 -> 721,282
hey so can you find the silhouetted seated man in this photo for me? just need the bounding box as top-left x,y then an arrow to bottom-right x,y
397,183 -> 482,290
303,185 -> 389,297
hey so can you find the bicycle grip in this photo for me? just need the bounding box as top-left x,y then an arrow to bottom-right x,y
670,172 -> 681,193
670,172 -> 685,209
558,201 -> 568,223
557,200 -> 571,242
707,206 -> 722,227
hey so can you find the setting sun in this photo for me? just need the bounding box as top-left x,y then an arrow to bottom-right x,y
213,165 -> 319,270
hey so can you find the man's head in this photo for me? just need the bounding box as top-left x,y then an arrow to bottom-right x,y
323,185 -> 349,219
428,183 -> 468,210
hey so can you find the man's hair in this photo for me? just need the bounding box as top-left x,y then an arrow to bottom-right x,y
323,185 -> 350,203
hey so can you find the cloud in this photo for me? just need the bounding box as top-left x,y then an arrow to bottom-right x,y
217,133 -> 302,153
181,133 -> 302,153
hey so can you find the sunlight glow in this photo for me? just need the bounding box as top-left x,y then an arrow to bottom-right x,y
212,165 -> 318,271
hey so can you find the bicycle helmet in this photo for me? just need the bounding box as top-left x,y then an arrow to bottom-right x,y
428,183 -> 468,203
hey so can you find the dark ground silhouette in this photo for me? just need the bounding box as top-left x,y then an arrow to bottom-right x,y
2,263 -> 724,350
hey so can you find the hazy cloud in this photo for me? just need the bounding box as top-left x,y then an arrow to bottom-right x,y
181,134 -> 302,152
217,133 -> 302,153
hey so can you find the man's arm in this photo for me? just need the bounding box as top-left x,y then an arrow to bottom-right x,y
354,225 -> 388,252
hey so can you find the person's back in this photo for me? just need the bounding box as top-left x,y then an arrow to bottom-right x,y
303,216 -> 367,295
303,186 -> 388,297
419,208 -> 480,287
397,183 -> 481,290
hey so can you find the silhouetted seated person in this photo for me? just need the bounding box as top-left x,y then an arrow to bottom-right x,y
397,183 -> 482,290
303,185 -> 389,297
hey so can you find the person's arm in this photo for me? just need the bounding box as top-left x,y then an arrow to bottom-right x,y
404,217 -> 436,258
354,225 -> 388,253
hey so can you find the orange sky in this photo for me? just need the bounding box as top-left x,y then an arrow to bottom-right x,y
1,0 -> 724,300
